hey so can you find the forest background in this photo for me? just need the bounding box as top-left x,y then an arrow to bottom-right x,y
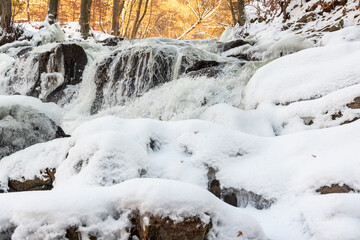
9,0 -> 256,39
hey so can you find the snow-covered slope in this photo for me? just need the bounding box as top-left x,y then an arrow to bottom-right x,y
0,0 -> 360,239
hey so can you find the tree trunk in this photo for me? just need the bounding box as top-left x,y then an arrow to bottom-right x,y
80,0 -> 93,39
26,0 -> 31,22
1,0 -> 12,32
237,0 -> 245,26
229,0 -> 237,26
111,0 -> 121,35
47,0 -> 60,24
131,0 -> 150,38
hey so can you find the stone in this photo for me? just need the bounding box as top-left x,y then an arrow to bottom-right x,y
99,36 -> 125,46
4,43 -> 87,104
346,97 -> 360,109
0,105 -> 68,159
228,53 -> 257,61
129,211 -> 211,240
221,188 -> 275,210
7,168 -> 56,192
223,192 -> 238,207
222,39 -> 251,52
316,183 -> 355,194
91,46 -> 176,114
185,60 -> 224,78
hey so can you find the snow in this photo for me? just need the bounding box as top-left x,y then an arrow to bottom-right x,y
242,41 -> 360,108
0,178 -> 265,240
1,0 -> 360,239
0,95 -> 63,125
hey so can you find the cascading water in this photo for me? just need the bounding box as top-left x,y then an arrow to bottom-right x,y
1,37 -> 265,133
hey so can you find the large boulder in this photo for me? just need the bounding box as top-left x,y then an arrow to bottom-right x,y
2,43 -> 87,105
91,46 -> 177,114
0,104 -> 67,159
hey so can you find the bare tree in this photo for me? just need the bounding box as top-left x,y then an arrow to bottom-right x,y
227,0 -> 245,26
111,0 -> 125,36
47,0 -> 60,24
0,0 -> 12,32
228,0 -> 237,25
178,0 -> 223,40
80,0 -> 93,39
26,0 -> 30,22
237,0 -> 245,26
130,0 -> 150,38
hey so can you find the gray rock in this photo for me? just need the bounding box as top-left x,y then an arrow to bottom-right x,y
0,105 -> 68,159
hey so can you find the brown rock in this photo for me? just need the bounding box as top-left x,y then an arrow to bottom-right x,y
346,97 -> 360,109
223,192 -> 238,207
7,168 -> 56,192
129,211 -> 212,240
316,183 -> 355,194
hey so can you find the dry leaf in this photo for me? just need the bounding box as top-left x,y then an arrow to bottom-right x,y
237,231 -> 243,237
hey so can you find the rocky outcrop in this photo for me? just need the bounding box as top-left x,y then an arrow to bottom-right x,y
99,36 -> 125,46
316,183 -> 355,194
0,105 -> 68,159
91,46 -> 177,114
185,60 -> 224,78
3,44 -> 87,104
221,39 -> 251,52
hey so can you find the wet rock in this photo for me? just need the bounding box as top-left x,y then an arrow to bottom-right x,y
0,105 -> 68,159
7,168 -> 56,192
222,39 -> 251,52
222,188 -> 275,210
186,60 -> 220,73
223,192 -> 238,207
4,44 -> 87,104
228,53 -> 257,61
99,36 -> 125,46
316,183 -> 355,194
207,167 -> 221,198
129,211 -> 211,240
206,167 -> 274,209
65,226 -> 82,240
185,60 -> 224,78
15,47 -> 33,58
91,46 -> 176,114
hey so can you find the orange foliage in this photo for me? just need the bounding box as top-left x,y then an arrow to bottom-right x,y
13,0 -> 235,39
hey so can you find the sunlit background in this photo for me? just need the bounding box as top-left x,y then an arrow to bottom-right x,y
11,0 -> 244,39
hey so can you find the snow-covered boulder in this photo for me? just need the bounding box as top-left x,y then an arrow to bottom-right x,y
0,96 -> 65,159
241,41 -> 360,134
1,43 -> 87,105
0,178 -> 265,240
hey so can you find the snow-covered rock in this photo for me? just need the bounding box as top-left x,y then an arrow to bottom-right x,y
0,178 -> 265,240
0,96 -> 66,159
1,43 -> 87,105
